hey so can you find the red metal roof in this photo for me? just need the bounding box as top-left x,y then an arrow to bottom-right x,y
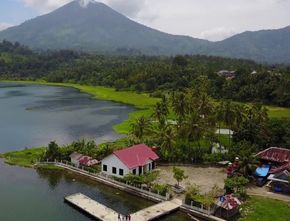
270,162 -> 290,174
256,147 -> 290,163
113,144 -> 159,169
217,194 -> 241,210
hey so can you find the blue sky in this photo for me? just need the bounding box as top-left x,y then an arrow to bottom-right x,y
0,0 -> 38,24
1,0 -> 290,41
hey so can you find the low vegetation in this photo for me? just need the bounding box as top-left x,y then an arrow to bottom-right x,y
0,148 -> 45,167
239,196 -> 290,221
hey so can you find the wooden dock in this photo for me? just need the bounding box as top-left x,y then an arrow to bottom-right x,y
130,198 -> 182,221
65,193 -> 182,221
65,193 -> 119,221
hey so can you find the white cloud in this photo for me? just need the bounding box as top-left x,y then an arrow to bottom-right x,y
19,0 -> 290,40
0,22 -> 12,31
22,0 -> 71,13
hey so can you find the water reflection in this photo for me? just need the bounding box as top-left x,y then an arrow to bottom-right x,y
36,168 -> 64,190
0,83 -> 134,151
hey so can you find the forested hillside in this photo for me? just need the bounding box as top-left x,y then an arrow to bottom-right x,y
0,41 -> 289,107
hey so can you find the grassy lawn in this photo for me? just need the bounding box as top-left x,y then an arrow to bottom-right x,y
239,196 -> 290,221
266,106 -> 290,119
0,147 -> 45,167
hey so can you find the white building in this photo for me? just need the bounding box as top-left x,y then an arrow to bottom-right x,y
101,144 -> 159,177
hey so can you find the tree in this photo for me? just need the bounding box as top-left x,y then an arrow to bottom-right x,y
158,126 -> 176,161
131,116 -> 151,141
173,166 -> 188,187
171,91 -> 187,123
230,141 -> 258,177
44,141 -> 60,161
172,55 -> 188,68
224,176 -> 249,199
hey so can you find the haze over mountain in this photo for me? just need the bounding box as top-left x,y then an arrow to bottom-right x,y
0,0 -> 289,63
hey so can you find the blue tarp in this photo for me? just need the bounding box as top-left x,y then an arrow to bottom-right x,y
255,165 -> 270,177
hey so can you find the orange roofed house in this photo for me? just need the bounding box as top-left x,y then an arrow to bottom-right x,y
101,144 -> 159,177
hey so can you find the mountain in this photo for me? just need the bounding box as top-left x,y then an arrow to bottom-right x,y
0,0 -> 210,55
208,26 -> 290,63
0,0 -> 289,63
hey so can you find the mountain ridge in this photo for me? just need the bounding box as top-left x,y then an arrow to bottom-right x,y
0,0 -> 289,63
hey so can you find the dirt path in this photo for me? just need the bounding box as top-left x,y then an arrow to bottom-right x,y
247,185 -> 290,203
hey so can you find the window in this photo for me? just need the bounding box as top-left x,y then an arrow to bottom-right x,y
112,167 -> 117,174
132,169 -> 136,175
103,164 -> 107,172
119,169 -> 124,176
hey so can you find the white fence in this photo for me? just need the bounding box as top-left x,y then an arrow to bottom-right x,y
38,161 -> 169,201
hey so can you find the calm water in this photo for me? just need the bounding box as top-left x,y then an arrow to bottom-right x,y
0,83 -> 191,221
0,83 -> 134,151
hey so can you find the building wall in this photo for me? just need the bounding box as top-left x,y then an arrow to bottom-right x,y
101,155 -> 156,177
101,154 -> 130,177
71,158 -> 80,167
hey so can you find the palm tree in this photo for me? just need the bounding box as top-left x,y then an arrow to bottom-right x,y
171,91 -> 187,123
159,126 -> 176,161
234,141 -> 258,177
216,101 -> 225,143
185,110 -> 203,142
152,97 -> 168,126
223,100 -> 236,146
233,103 -> 246,130
131,116 -> 151,141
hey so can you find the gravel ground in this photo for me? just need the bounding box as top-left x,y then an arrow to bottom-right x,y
157,165 -> 227,194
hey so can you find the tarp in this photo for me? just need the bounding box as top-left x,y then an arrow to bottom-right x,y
255,165 -> 270,177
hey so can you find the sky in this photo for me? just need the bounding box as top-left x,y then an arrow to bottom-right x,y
0,0 -> 290,41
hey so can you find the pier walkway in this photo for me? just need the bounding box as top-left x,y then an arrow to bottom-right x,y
65,193 -> 119,221
65,193 -> 182,221
130,198 -> 182,221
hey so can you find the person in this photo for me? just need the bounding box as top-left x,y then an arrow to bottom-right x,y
118,214 -> 121,221
128,214 -> 131,221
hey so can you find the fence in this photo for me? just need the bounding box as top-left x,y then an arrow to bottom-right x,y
182,200 -> 216,215
38,160 -> 169,202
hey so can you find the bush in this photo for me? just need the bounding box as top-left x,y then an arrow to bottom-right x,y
151,184 -> 169,196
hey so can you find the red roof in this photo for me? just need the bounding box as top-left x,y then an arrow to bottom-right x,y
78,155 -> 99,167
256,147 -> 290,163
270,162 -> 290,174
217,194 -> 241,210
113,144 -> 159,169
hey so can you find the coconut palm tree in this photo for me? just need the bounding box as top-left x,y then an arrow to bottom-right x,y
159,126 -> 176,161
223,100 -> 236,145
131,116 -> 151,141
171,91 -> 187,123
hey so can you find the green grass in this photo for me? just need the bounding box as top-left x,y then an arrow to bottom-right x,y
239,196 -> 290,221
266,106 -> 290,119
0,147 -> 45,167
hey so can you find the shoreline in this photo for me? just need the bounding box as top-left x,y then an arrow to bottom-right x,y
0,80 -> 159,134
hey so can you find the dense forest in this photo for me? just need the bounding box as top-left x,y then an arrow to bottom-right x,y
0,40 -> 290,107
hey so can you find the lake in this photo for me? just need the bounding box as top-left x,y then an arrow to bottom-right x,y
0,83 -> 191,221
0,82 -> 134,151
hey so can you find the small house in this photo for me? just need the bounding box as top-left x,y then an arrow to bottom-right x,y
256,147 -> 290,165
101,144 -> 159,177
69,152 -> 99,167
255,147 -> 290,192
70,152 -> 83,167
215,194 -> 241,219
267,162 -> 290,195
